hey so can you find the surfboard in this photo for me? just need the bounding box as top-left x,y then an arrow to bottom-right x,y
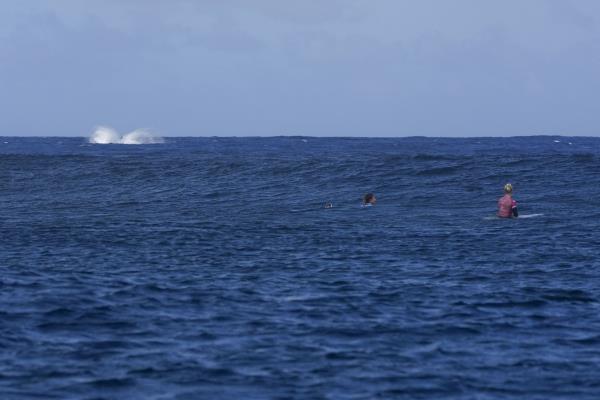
484,213 -> 543,220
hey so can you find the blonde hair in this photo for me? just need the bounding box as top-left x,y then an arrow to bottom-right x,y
504,183 -> 513,193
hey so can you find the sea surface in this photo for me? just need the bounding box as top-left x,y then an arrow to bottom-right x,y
1,136 -> 600,399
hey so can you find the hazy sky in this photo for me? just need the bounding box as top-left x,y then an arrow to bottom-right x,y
1,0 -> 600,136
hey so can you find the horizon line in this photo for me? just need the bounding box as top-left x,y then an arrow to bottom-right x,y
0,134 -> 596,139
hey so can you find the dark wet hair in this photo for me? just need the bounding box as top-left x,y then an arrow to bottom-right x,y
363,193 -> 375,204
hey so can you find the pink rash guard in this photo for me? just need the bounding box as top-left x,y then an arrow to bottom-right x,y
498,194 -> 517,218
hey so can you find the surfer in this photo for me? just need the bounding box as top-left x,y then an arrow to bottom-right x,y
498,183 -> 518,218
362,193 -> 376,207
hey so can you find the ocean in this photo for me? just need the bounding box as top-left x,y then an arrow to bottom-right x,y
1,136 -> 599,399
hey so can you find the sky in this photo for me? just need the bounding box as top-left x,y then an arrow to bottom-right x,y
1,0 -> 600,137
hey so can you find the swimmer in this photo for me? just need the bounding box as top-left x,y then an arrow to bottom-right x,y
362,193 -> 376,207
324,202 -> 333,208
498,183 -> 518,218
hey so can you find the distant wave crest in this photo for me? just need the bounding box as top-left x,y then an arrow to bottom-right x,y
89,126 -> 164,144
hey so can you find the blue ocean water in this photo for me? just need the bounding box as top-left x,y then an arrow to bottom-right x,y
1,136 -> 600,399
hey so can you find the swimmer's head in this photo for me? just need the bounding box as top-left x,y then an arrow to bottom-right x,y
504,183 -> 513,194
363,193 -> 376,204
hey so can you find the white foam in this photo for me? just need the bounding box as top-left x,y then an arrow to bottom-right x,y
89,126 -> 164,144
121,129 -> 164,144
89,126 -> 120,144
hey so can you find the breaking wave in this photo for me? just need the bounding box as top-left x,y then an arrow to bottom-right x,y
89,126 -> 164,144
